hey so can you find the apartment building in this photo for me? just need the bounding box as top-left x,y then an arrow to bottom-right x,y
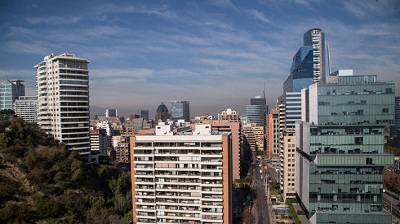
14,96 -> 37,123
34,53 -> 90,155
131,123 -> 232,224
280,129 -> 296,202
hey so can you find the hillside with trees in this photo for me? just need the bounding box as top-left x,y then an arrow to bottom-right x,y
0,117 -> 132,224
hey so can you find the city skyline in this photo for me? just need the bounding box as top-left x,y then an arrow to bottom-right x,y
1,0 -> 399,117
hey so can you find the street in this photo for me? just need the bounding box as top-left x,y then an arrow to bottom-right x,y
251,153 -> 271,224
383,191 -> 400,219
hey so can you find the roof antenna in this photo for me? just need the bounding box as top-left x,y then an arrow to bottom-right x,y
263,80 -> 266,98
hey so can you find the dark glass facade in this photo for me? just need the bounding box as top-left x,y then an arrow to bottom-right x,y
246,96 -> 267,126
170,101 -> 190,122
296,75 -> 394,224
0,80 -> 25,110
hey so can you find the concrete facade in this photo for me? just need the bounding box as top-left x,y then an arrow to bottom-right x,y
130,123 -> 232,224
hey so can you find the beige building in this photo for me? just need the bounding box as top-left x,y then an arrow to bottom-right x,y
217,108 -> 240,122
266,107 -> 280,160
210,122 -> 241,181
280,129 -> 296,202
242,123 -> 264,152
130,123 -> 232,224
113,125 -> 134,163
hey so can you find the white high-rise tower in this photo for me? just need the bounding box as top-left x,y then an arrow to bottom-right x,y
35,53 -> 90,156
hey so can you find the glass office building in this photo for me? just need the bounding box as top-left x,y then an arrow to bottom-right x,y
284,28 -> 330,93
139,110 -> 149,120
246,95 -> 267,127
284,46 -> 314,93
0,80 -> 25,110
303,28 -> 330,83
170,100 -> 190,122
296,74 -> 394,224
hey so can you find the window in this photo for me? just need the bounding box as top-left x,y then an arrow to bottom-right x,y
366,158 -> 373,165
355,137 -> 363,145
382,108 -> 389,114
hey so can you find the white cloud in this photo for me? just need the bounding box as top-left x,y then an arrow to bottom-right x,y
247,9 -> 272,25
2,40 -> 49,55
342,0 -> 398,19
26,16 -> 81,25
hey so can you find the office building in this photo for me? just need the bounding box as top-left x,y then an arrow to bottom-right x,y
246,95 -> 267,127
131,123 -> 232,224
278,92 -> 302,130
284,28 -> 330,93
303,28 -> 330,83
171,100 -> 190,122
35,53 -> 90,155
279,28 -> 331,203
0,80 -> 25,110
106,108 -> 118,117
139,110 -> 149,120
14,96 -> 37,123
296,74 -> 394,224
283,46 -> 314,93
155,102 -> 169,124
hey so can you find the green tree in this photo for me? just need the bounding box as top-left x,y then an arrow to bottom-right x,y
0,133 -> 10,148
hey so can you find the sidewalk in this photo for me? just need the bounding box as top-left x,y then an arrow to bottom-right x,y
292,203 -> 310,224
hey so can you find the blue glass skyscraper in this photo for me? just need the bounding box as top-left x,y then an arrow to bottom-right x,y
303,28 -> 330,83
246,95 -> 267,127
284,46 -> 314,93
284,28 -> 330,93
0,80 -> 25,110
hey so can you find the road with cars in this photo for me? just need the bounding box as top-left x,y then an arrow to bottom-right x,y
383,190 -> 400,219
251,153 -> 271,224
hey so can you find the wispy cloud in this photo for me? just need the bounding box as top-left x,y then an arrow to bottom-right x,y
342,1 -> 370,18
246,9 -> 272,25
206,0 -> 239,11
26,16 -> 81,25
93,3 -> 179,21
2,40 -> 50,55
291,0 -> 314,9
341,0 -> 399,19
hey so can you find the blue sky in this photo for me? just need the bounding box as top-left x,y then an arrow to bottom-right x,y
1,0 -> 399,118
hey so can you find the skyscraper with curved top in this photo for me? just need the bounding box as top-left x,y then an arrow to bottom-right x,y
284,28 -> 330,93
303,28 -> 330,83
155,102 -> 169,124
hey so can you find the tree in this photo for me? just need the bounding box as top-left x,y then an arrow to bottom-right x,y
0,133 -> 10,148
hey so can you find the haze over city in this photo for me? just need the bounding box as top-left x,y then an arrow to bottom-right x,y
1,0 -> 399,117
